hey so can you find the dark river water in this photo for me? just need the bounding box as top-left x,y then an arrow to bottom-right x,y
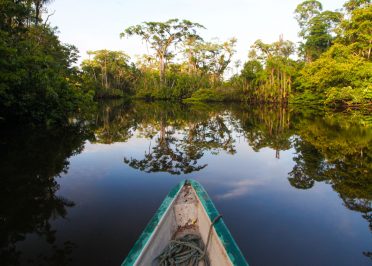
1,100 -> 371,266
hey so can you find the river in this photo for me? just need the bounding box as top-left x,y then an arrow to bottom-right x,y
1,100 -> 371,265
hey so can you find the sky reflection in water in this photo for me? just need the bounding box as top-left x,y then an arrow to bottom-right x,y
0,100 -> 371,265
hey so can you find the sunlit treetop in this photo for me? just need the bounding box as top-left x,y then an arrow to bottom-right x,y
120,19 -> 205,81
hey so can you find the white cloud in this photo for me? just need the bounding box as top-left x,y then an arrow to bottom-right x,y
217,178 -> 265,199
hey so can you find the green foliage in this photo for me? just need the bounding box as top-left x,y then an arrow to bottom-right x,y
121,19 -> 205,82
237,37 -> 299,103
240,59 -> 263,82
235,0 -> 370,106
295,0 -> 323,32
131,70 -> 211,100
160,72 -> 210,99
117,19 -> 239,100
325,86 -> 372,106
184,88 -> 225,102
184,87 -> 243,103
295,0 -> 341,61
339,1 -> 372,60
294,0 -> 371,107
290,90 -> 325,105
82,3 -> 370,107
0,0 -> 94,124
297,44 -> 372,105
1,0 -> 370,120
81,50 -> 137,98
183,38 -> 237,81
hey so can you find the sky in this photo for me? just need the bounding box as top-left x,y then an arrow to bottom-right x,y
48,0 -> 345,68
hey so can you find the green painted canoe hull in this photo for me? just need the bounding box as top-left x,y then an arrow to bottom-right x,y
122,179 -> 249,266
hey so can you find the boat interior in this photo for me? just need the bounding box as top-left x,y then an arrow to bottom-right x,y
135,183 -> 232,265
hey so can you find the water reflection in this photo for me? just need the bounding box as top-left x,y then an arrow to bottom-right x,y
95,101 -> 371,257
122,102 -> 236,174
0,125 -> 91,265
236,105 -> 292,158
288,114 -> 372,259
94,101 -> 371,259
96,104 -> 370,210
1,100 -> 371,264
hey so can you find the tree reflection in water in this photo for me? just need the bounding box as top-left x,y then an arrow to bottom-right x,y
234,105 -> 292,158
93,101 -> 370,258
119,102 -> 235,174
123,114 -> 237,174
1,100 -> 371,263
287,111 -> 372,259
0,125 -> 91,265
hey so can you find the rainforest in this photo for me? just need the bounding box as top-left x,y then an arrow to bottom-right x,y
0,0 -> 371,265
0,0 -> 371,125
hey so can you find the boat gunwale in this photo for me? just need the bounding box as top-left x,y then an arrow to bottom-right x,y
121,180 -> 185,265
189,179 -> 249,266
121,179 -> 249,266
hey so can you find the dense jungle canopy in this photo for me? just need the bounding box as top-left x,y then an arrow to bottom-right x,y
0,0 -> 371,124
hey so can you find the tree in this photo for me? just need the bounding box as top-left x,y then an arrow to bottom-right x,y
295,0 -> 323,37
0,0 -> 93,124
81,50 -> 136,97
343,0 -> 371,12
120,19 -> 205,82
339,0 -> 372,59
181,35 -> 203,75
200,38 -> 237,82
241,36 -> 297,102
296,1 -> 372,106
181,37 -> 237,82
295,1 -> 342,61
33,0 -> 54,25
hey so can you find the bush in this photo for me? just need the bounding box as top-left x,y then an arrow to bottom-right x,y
294,44 -> 372,107
325,86 -> 372,106
183,87 -> 244,103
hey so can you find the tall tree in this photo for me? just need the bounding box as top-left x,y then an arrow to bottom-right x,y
343,0 -> 371,12
182,35 -> 202,74
295,0 -> 341,61
340,0 -> 372,59
120,19 -> 205,82
203,38 -> 237,82
81,50 -> 136,97
295,0 -> 323,36
241,37 -> 297,102
182,37 -> 237,81
33,0 -> 53,25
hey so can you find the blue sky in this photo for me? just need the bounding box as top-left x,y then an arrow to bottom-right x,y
49,0 -> 345,66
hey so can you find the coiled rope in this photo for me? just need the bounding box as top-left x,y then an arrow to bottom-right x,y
156,215 -> 222,266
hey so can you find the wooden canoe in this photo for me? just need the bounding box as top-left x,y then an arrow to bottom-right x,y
122,179 -> 249,266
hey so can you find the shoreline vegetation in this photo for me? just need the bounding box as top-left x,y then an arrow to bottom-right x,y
0,0 -> 371,125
